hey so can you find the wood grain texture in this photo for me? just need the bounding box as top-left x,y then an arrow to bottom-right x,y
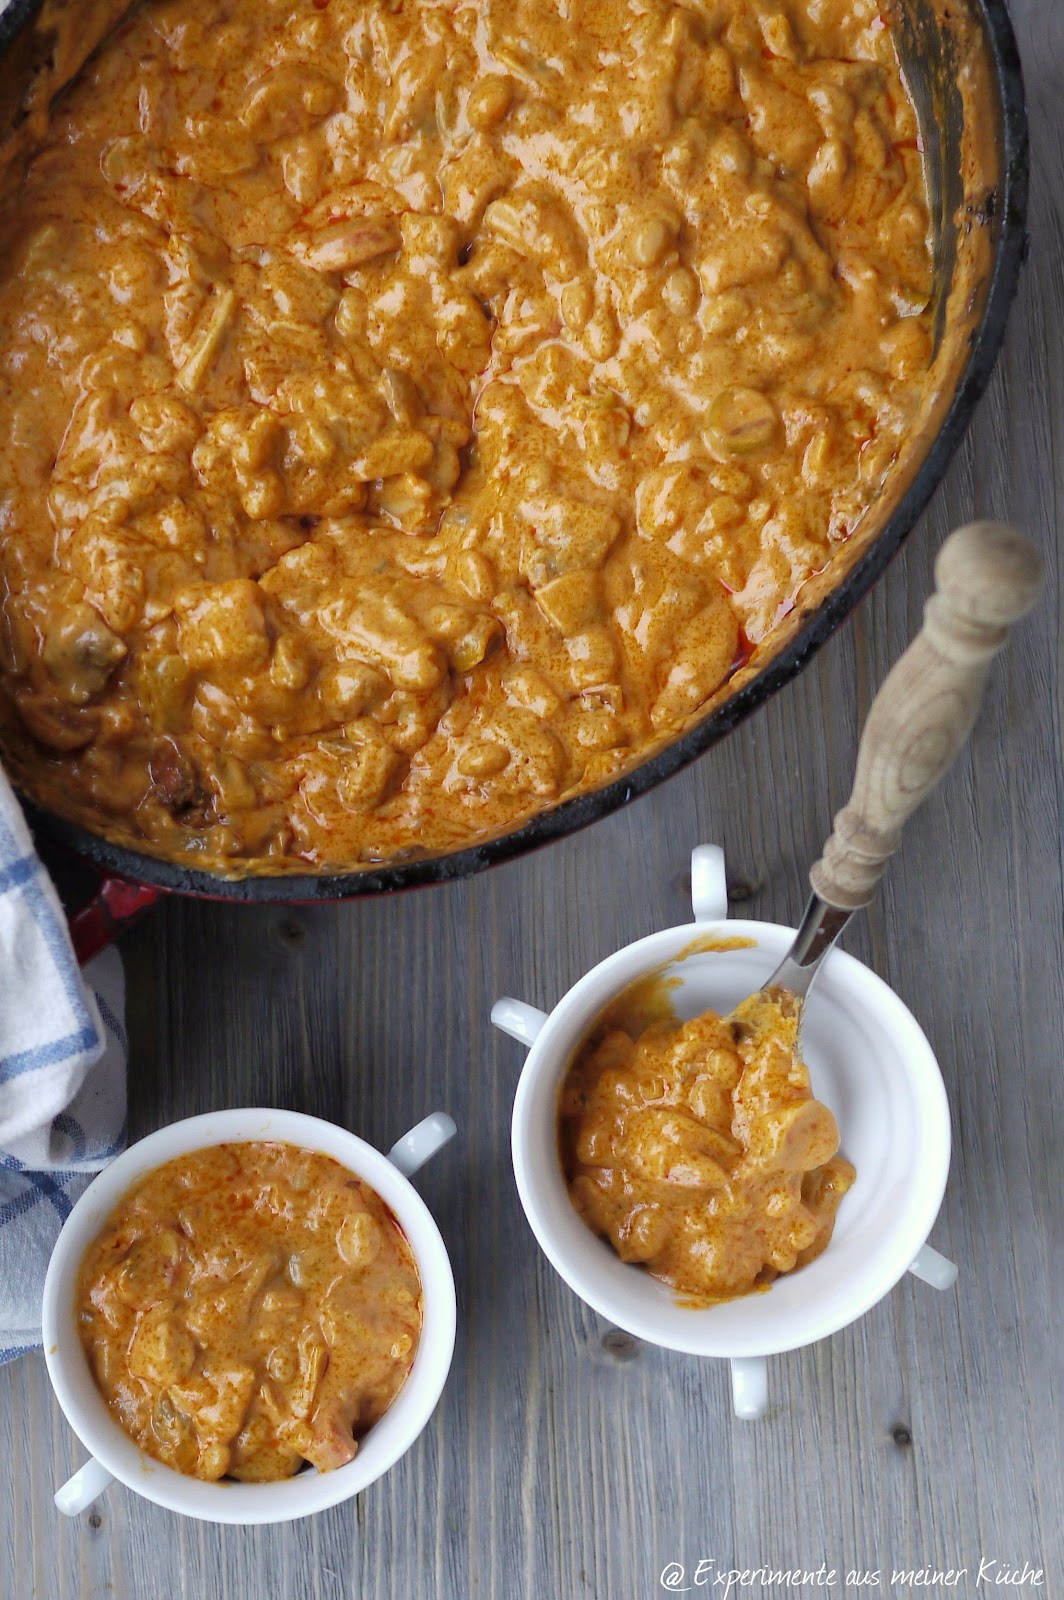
2,3 -> 1063,1595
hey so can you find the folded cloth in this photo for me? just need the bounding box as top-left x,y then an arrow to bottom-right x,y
0,764 -> 127,1362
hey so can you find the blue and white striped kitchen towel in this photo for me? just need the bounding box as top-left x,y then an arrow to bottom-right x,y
0,764 -> 126,1362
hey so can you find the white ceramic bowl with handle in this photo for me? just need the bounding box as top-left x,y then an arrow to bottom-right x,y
42,1107 -> 457,1523
493,845 -> 956,1420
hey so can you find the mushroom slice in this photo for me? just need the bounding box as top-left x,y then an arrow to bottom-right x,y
290,217 -> 402,274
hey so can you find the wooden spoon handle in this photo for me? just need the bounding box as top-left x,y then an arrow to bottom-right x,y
809,521 -> 1044,912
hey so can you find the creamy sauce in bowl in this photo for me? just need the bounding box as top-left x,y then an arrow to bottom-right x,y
76,1141 -> 422,1481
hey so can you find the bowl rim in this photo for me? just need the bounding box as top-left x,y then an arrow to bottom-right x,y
8,0 -> 1030,899
41,1108 -> 457,1524
508,917 -> 953,1358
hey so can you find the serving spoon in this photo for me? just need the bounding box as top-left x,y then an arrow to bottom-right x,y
736,520 -> 1044,1045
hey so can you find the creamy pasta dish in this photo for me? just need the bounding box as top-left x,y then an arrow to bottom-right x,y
0,0 -> 934,870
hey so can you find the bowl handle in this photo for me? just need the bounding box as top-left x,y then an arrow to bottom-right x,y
54,1455 -> 114,1517
730,1356 -> 769,1421
387,1112 -> 457,1177
908,1243 -> 959,1290
691,845 -> 728,922
490,998 -> 548,1047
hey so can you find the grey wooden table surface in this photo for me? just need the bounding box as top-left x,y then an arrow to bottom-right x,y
3,2 -> 1062,1596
